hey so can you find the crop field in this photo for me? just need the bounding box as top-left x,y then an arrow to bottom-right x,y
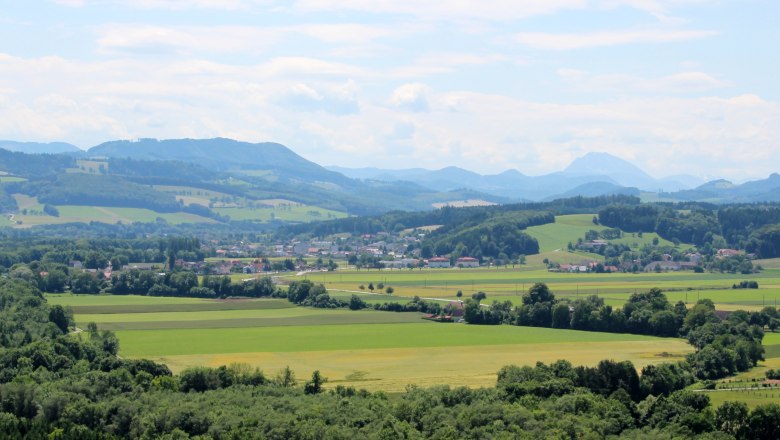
152,185 -> 234,207
56,206 -> 216,225
60,294 -> 693,391
6,195 -> 216,226
214,204 -> 346,223
294,267 -> 780,311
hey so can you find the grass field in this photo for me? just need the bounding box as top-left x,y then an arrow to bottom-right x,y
116,323 -> 691,391
62,293 -> 693,391
5,195 -> 216,227
214,204 -> 346,223
525,214 -> 676,253
293,267 -> 780,311
702,357 -> 780,408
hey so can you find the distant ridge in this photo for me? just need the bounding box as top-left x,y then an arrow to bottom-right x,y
329,152 -> 693,200
88,138 -> 351,186
0,140 -> 81,154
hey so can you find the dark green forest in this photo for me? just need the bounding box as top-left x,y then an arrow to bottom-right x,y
598,204 -> 780,257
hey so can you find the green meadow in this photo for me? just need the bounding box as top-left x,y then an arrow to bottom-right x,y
296,267 -> 780,311
60,293 -> 693,391
214,204 -> 346,223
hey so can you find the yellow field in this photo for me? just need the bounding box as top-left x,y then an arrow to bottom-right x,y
148,339 -> 692,392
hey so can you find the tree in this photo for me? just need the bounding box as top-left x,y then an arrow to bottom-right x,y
304,370 -> 326,394
715,401 -> 748,437
368,282 -> 374,292
551,303 -> 571,329
348,295 -> 367,310
275,366 -> 297,387
385,286 -> 394,294
472,291 -> 487,303
71,272 -> 100,294
523,283 -> 554,305
744,403 -> 780,440
456,290 -> 463,300
48,305 -> 70,333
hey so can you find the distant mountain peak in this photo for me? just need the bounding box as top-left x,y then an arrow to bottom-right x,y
563,152 -> 648,177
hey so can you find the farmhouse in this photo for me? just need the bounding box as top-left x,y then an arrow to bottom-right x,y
716,249 -> 742,258
428,257 -> 450,268
456,257 -> 479,268
382,258 -> 421,269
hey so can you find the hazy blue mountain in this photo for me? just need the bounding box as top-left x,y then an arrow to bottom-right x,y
0,140 -> 81,154
561,152 -> 689,191
665,173 -> 780,202
331,152 -> 702,199
543,181 -> 640,201
89,138 -> 352,186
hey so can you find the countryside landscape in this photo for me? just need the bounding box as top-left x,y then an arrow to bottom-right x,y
2,1 -> 780,439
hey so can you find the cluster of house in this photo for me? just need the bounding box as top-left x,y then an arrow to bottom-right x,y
427,257 -> 480,269
551,261 -> 620,273
549,248 -> 752,274
66,260 -> 114,279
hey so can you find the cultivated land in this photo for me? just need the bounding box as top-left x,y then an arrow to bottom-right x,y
56,294 -> 694,391
5,194 -> 215,227
293,268 -> 780,311
213,204 -> 346,223
48,213 -> 780,393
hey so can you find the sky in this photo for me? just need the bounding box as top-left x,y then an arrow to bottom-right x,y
0,1 -> 778,180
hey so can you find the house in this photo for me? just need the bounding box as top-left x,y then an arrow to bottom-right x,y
687,253 -> 703,264
69,260 -> 83,269
382,258 -> 421,269
455,257 -> 479,268
644,261 -> 683,272
242,265 -> 257,274
716,249 -> 742,258
428,257 -> 450,268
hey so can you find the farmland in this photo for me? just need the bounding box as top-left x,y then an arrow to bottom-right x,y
55,293 -> 694,391
292,267 -> 780,311
5,194 -> 216,227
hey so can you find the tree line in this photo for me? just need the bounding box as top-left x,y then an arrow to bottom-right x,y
464,283 -> 773,381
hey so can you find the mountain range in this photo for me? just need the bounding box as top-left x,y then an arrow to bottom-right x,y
0,138 -> 777,221
327,152 -> 705,201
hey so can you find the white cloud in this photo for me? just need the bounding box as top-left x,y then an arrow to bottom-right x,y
557,69 -> 729,93
294,0 -> 590,21
390,83 -> 431,112
515,28 -> 716,50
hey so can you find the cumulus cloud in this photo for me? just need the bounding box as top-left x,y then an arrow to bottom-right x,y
277,82 -> 359,115
390,83 -> 431,112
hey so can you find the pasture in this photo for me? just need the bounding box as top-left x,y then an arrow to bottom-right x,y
58,294 -> 693,391
214,204 -> 346,223
294,267 -> 780,311
5,194 -> 216,226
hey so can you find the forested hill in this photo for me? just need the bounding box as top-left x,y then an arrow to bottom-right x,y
281,195 -> 641,259
597,203 -> 780,258
88,138 -> 353,186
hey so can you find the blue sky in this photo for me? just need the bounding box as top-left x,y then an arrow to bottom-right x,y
0,1 -> 777,180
